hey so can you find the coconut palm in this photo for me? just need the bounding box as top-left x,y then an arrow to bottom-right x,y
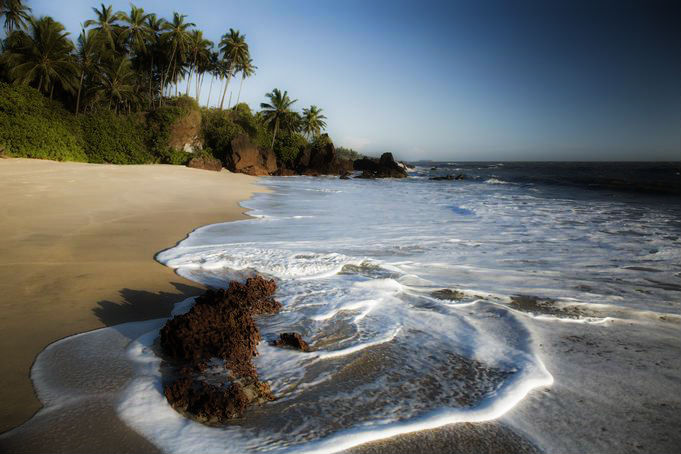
143,13 -> 165,106
119,4 -> 151,56
205,51 -> 223,107
184,29 -> 211,97
260,88 -> 298,149
93,56 -> 137,112
75,28 -> 98,114
3,16 -> 77,98
301,105 -> 327,138
218,28 -> 248,110
2,0 -> 31,33
234,57 -> 255,106
161,12 -> 194,95
84,3 -> 121,52
192,40 -> 213,101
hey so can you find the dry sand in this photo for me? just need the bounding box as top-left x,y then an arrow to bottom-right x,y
0,158 -> 263,433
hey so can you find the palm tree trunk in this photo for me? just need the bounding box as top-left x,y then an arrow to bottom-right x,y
227,92 -> 232,109
270,119 -> 279,150
149,56 -> 154,109
236,74 -> 244,105
76,71 -> 84,115
219,64 -> 232,110
50,84 -> 54,100
206,75 -> 214,107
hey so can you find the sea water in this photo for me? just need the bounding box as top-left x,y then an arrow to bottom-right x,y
11,163 -> 681,453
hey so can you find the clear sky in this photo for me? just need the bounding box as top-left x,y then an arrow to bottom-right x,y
29,0 -> 681,161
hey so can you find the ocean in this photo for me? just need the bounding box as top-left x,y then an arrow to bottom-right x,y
16,162 -> 681,453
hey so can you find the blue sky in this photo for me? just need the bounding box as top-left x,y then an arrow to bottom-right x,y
30,0 -> 681,160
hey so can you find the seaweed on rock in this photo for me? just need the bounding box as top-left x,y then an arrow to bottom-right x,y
160,276 -> 281,422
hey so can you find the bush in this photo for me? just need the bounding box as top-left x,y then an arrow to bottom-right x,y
274,132 -> 307,165
336,146 -> 363,161
79,110 -> 154,164
0,82 -> 87,161
201,108 -> 246,163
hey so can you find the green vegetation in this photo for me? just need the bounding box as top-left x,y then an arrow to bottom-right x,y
0,1 -> 337,166
0,81 -> 199,163
0,82 -> 86,161
336,147 -> 364,161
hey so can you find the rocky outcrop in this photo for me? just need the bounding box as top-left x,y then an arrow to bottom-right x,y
169,110 -> 203,153
187,154 -> 222,171
274,167 -> 297,176
272,332 -> 311,352
431,289 -> 464,300
227,134 -> 277,176
430,174 -> 465,181
295,134 -> 343,175
160,276 -> 282,422
354,153 -> 408,178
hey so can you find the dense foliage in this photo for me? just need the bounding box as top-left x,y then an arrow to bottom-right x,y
0,82 -> 200,163
0,82 -> 87,161
0,1 -> 336,165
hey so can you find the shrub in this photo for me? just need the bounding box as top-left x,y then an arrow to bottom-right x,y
0,82 -> 87,161
146,105 -> 187,159
201,108 -> 246,163
79,110 -> 153,164
274,132 -> 308,165
336,146 -> 363,161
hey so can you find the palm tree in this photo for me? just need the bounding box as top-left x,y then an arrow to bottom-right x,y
260,88 -> 297,149
218,28 -> 248,110
301,105 -> 327,138
93,56 -> 137,112
160,12 -> 194,99
234,57 -> 255,106
119,4 -> 151,56
143,13 -> 165,106
75,28 -> 98,114
3,17 -> 77,98
2,0 -> 31,34
193,40 -> 213,102
205,51 -> 223,107
185,29 -> 211,97
84,3 -> 121,52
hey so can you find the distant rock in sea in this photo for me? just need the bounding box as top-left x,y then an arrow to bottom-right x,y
354,152 -> 408,178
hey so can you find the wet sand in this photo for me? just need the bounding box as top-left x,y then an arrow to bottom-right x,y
0,158 -> 263,434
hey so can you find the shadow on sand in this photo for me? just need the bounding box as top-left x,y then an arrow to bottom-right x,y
93,282 -> 202,328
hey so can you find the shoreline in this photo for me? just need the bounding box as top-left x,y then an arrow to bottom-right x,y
0,158 -> 264,434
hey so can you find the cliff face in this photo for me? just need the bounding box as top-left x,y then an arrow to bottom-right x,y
169,109 -> 203,153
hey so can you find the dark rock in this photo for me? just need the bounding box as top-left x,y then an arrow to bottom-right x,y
430,166 -> 437,170
274,167 -> 297,176
187,154 -> 222,172
431,289 -> 465,300
430,174 -> 465,181
340,171 -> 351,180
228,134 -> 277,176
353,153 -> 408,178
272,332 -> 311,352
353,157 -> 380,172
160,276 -> 282,422
295,134 -> 343,175
164,368 -> 274,423
339,158 -> 354,174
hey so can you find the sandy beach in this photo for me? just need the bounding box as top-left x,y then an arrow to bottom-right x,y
0,158 -> 262,434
